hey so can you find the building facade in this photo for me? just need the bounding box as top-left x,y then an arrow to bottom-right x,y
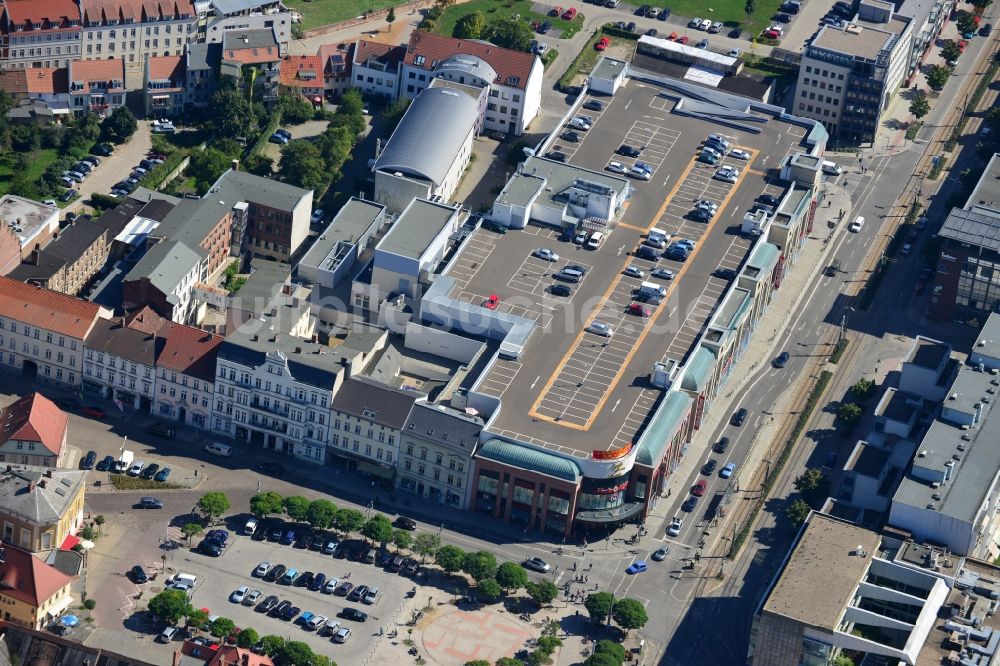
350,39 -> 403,98
0,394 -> 68,468
0,543 -> 75,629
68,58 -> 126,118
83,317 -> 160,411
0,0 -> 82,70
79,0 -> 197,65
0,466 -> 85,554
397,401 -> 480,510
143,54 -> 186,117
153,322 -> 223,429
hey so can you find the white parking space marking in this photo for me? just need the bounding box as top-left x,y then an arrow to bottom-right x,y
446,234 -> 495,291
612,388 -> 662,448
475,360 -> 522,397
606,121 -> 681,177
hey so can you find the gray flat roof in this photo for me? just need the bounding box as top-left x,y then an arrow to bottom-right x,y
965,153 -> 1000,214
300,198 -> 384,271
496,156 -> 629,209
876,387 -> 918,423
907,336 -> 949,369
232,258 -> 290,310
763,513 -> 880,629
845,441 -> 891,477
939,207 -> 1000,252
974,313 -> 1000,363
591,56 -> 627,80
812,22 -> 897,60
894,365 -> 1000,523
377,199 -> 457,260
123,240 -> 201,295
211,169 -> 310,213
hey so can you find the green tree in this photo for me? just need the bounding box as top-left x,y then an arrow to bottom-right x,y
483,17 -> 534,52
454,10 -> 487,39
465,661 -> 491,666
209,616 -> 236,638
436,544 -> 466,574
462,550 -> 498,582
496,659 -> 522,666
852,377 -> 876,401
236,627 -> 260,648
941,39 -> 962,62
786,498 -> 812,529
259,635 -> 285,656
927,64 -> 951,91
611,598 -> 648,634
101,106 -> 137,143
334,508 -> 365,535
477,577 -> 503,602
209,88 -> 258,139
584,655 -> 622,666
793,468 -> 830,506
525,580 -> 559,606
250,491 -> 284,519
181,522 -> 203,545
413,532 -> 441,561
187,147 -> 233,194
832,656 -> 855,666
584,592 -> 615,623
392,528 -> 413,552
147,589 -> 189,624
278,140 -> 328,192
306,499 -> 338,529
283,495 -> 310,523
386,5 -> 396,31
837,402 -> 863,426
957,10 -> 978,35
275,641 -> 314,666
745,0 -> 756,23
909,90 -> 930,120
495,561 -> 529,592
186,608 -> 209,630
331,89 -> 366,136
10,124 -> 39,151
362,514 -> 394,544
593,640 -> 626,664
242,153 -> 274,176
279,94 -> 315,124
380,98 -> 411,134
197,492 -> 230,523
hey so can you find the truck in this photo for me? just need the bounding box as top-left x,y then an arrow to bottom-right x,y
113,450 -> 134,474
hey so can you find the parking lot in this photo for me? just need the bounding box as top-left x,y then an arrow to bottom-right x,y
454,80 -> 813,456
168,528 -> 416,661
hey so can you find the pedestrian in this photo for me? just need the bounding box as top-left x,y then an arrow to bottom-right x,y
573,562 -> 577,571
576,610 -> 580,617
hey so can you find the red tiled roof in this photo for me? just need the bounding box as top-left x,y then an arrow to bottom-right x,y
80,0 -> 195,23
352,39 -> 405,72
0,277 -> 102,339
70,59 -> 125,83
156,323 -> 223,381
124,306 -> 169,335
25,68 -> 67,94
0,545 -> 73,607
279,55 -> 323,88
403,31 -> 536,89
3,0 -> 80,26
0,393 -> 68,456
224,46 -> 280,65
147,55 -> 184,82
0,70 -> 28,96
209,646 -> 274,666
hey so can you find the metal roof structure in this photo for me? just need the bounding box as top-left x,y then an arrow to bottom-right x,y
477,439 -> 581,482
939,207 -> 1000,252
372,87 -> 479,187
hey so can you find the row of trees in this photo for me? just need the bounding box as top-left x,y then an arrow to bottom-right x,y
786,468 -> 831,528
148,589 -> 334,666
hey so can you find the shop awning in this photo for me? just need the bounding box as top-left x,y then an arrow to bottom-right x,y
358,461 -> 394,479
575,502 -> 644,524
47,594 -> 73,617
59,534 -> 80,550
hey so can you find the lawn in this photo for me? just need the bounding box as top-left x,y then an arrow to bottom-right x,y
0,148 -> 61,196
664,0 -> 782,36
283,0 -> 411,31
434,0 -> 585,40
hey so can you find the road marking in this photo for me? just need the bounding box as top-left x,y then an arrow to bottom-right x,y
531,375 -> 540,389
612,398 -> 621,412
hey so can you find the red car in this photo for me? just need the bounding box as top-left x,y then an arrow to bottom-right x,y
677,35 -> 690,44
691,480 -> 707,497
596,37 -> 611,51
82,407 -> 106,419
958,39 -> 969,52
561,7 -> 577,20
550,5 -> 563,16
668,31 -> 678,40
763,29 -> 780,39
484,294 -> 501,310
627,303 -> 651,317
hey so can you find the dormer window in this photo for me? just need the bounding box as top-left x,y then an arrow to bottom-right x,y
414,55 -> 425,65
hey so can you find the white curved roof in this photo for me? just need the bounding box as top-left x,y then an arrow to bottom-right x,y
372,88 -> 479,186
435,54 -> 498,84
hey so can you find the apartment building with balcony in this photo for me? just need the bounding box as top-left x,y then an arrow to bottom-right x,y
153,321 -> 223,429
79,0 -> 196,66
0,0 -> 82,70
67,57 -> 125,118
277,54 -> 322,102
317,42 -> 351,99
0,276 -> 110,388
143,54 -> 185,117
221,28 -> 281,103
184,41 -> 221,109
83,316 -> 161,411
350,39 -> 403,99
205,0 -> 291,51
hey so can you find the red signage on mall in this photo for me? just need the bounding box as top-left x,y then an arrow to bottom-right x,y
594,481 -> 629,495
592,444 -> 633,460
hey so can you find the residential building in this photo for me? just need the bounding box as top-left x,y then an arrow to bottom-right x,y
122,240 -> 203,324
0,0 -> 82,70
0,194 -> 60,264
899,0 -> 956,80
398,401 -> 481,509
68,58 -> 126,118
220,28 -> 281,103
898,335 -> 956,402
9,214 -> 111,295
79,0 -> 197,66
0,543 -> 74,629
143,54 -> 186,117
350,39 -> 404,98
154,322 -> 223,428
277,54 -> 322,101
317,42 -> 351,99
83,317 -> 162,410
0,465 -> 85,553
400,31 -> 542,136
0,68 -> 70,121
1,624 -> 156,665
0,394 -> 68,468
372,88 -> 479,213
0,276 -> 110,387
793,0 -> 912,144
185,41 -> 221,109
205,0 -> 291,51
297,197 -> 386,289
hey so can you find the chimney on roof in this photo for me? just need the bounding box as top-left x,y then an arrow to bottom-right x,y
231,159 -> 239,172
39,480 -> 46,489
27,482 -> 33,493
44,469 -> 52,478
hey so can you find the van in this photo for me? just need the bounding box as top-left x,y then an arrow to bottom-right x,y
707,134 -> 731,151
364,548 -> 377,564
168,573 -> 197,591
244,518 -> 258,536
586,232 -> 605,250
821,160 -> 843,176
204,442 -> 232,457
554,270 -> 581,283
639,281 -> 667,298
648,228 -> 669,243
157,626 -> 180,643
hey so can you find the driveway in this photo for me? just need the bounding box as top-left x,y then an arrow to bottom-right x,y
68,122 -> 152,214
260,119 -> 330,164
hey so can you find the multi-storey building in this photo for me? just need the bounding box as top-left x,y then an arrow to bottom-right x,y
83,317 -> 159,411
0,0 -> 82,70
0,543 -> 75,629
793,0 -> 912,144
143,54 -> 186,117
68,58 -> 126,118
0,276 -> 109,388
317,42 -> 351,99
398,401 -> 481,510
0,394 -> 68,468
0,465 -> 85,553
154,321 -> 223,428
79,0 -> 196,66
184,42 -> 221,109
277,55 -> 322,101
122,239 -> 203,324
204,0 -> 291,51
9,215 -> 111,295
350,39 -> 403,98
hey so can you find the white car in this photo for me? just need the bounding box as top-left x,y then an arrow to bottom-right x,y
849,216 -> 865,232
307,614 -> 329,631
651,268 -> 675,280
534,248 -> 560,262
253,561 -> 272,577
127,461 -> 145,476
696,199 -> 719,211
730,148 -> 751,160
629,166 -> 652,181
667,516 -> 684,537
587,321 -> 614,337
715,166 -> 739,183
729,47 -> 742,57
333,626 -> 353,643
230,585 -> 249,603
242,589 -> 262,606
699,18 -> 712,30
311,209 -> 325,223
689,17 -> 703,27
323,578 -> 340,594
607,161 -> 627,174
623,265 -> 645,278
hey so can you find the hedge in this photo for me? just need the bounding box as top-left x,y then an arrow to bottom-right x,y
139,152 -> 188,191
